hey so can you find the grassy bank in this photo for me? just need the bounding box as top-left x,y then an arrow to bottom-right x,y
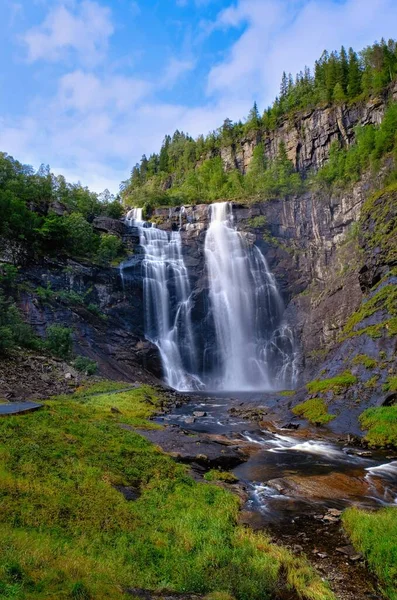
343,508 -> 397,600
0,383 -> 334,600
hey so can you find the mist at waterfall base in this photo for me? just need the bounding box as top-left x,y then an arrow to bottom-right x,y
122,204 -> 297,392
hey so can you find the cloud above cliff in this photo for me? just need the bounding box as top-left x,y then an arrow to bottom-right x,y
1,0 -> 396,192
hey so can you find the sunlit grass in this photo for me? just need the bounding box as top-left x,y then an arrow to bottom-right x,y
0,383 -> 335,600
343,507 -> 397,600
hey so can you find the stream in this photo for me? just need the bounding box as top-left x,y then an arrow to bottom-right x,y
156,391 -> 397,600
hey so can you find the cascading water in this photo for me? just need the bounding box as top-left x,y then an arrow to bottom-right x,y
204,202 -> 296,390
123,211 -> 200,391
124,202 -> 296,392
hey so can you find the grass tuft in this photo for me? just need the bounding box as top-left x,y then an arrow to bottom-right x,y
306,371 -> 357,394
359,405 -> 397,447
292,398 -> 336,426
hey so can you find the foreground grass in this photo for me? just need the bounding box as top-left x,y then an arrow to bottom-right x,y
0,384 -> 334,600
343,508 -> 397,600
359,405 -> 397,447
292,398 -> 336,426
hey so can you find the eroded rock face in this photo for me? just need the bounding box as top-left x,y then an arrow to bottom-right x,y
18,259 -> 162,385
218,82 -> 397,176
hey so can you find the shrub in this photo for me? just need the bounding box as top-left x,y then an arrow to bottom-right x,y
73,356 -> 98,376
65,213 -> 98,258
45,325 -> 73,359
96,234 -> 123,265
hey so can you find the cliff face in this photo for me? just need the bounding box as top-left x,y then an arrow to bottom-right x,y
149,161 -> 396,433
219,82 -> 397,175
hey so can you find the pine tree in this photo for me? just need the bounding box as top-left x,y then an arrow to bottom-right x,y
280,71 -> 288,98
347,48 -> 362,98
340,46 -> 349,93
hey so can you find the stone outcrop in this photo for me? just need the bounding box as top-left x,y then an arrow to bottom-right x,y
219,82 -> 397,175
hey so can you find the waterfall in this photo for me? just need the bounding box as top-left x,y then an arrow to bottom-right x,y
125,212 -> 201,391
204,202 -> 296,391
124,203 -> 296,392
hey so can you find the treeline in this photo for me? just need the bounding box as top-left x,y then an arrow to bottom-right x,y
121,38 -> 397,211
0,153 -> 125,266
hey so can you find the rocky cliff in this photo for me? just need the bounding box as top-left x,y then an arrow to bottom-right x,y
219,81 -> 397,175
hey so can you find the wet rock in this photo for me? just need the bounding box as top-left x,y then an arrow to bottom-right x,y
114,485 -> 140,501
192,411 -> 207,418
345,448 -> 373,457
281,422 -> 300,430
184,417 -> 195,424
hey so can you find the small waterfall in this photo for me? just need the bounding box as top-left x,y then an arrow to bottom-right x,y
204,202 -> 296,390
125,211 -> 201,391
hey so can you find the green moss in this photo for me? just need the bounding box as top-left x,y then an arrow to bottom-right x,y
292,398 -> 336,426
361,182 -> 397,266
359,406 -> 397,447
344,283 -> 397,335
204,470 -> 238,483
279,390 -> 295,397
352,354 -> 377,369
306,371 -> 357,394
364,375 -> 380,389
343,507 -> 397,600
0,383 -> 334,600
383,376 -> 397,393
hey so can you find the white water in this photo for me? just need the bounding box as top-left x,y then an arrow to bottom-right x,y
204,202 -> 296,390
124,211 -> 200,390
124,202 -> 296,391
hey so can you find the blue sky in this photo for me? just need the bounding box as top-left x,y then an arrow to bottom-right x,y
1,0 -> 397,193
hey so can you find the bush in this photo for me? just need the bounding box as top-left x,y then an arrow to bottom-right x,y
65,213 -> 98,258
73,356 -> 98,376
45,325 -> 73,359
96,234 -> 123,265
0,292 -> 40,354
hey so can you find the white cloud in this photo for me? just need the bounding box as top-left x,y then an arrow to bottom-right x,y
58,70 -> 151,112
161,57 -> 196,88
7,0 -> 397,194
23,1 -> 114,66
207,0 -> 397,107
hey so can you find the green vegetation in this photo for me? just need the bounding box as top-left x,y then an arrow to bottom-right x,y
204,470 -> 238,483
0,385 -> 335,600
247,215 -> 267,228
73,356 -> 98,376
0,291 -> 40,354
343,508 -> 397,600
306,371 -> 357,394
352,354 -> 378,369
312,103 -> 397,189
343,280 -> 397,338
121,39 -> 397,210
359,406 -> 397,447
383,376 -> 397,392
0,153 -> 124,266
44,325 -> 73,360
292,398 -> 336,425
